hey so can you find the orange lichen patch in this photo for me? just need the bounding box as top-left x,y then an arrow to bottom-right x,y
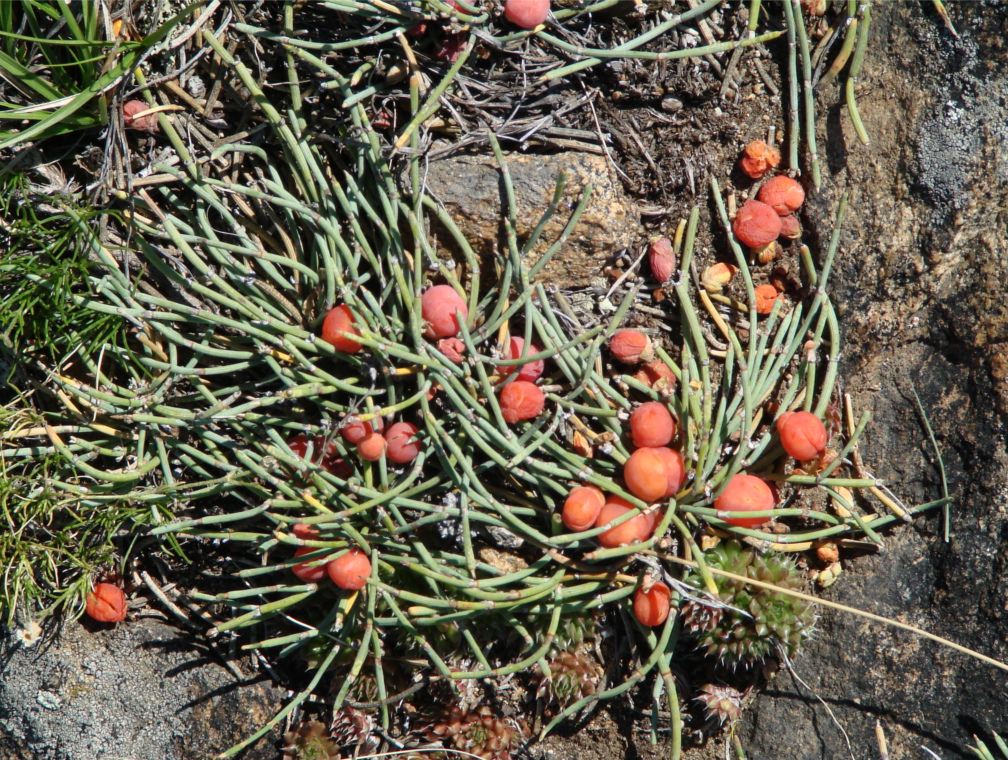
776,410 -> 828,461
629,402 -> 676,448
739,140 -> 781,180
322,304 -> 363,353
421,285 -> 468,339
634,581 -> 671,627
754,283 -> 780,315
758,176 -> 806,215
733,200 -> 781,248
327,549 -> 371,590
561,485 -> 606,532
499,380 -> 545,424
610,329 -> 654,364
714,474 -> 776,528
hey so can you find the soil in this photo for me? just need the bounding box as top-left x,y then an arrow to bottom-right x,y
3,2 -> 1008,760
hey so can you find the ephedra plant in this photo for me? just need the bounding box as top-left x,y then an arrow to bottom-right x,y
0,3 -> 951,759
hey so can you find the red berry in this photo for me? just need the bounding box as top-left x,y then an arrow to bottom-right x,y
758,175 -> 806,215
778,214 -> 802,240
634,581 -> 671,627
610,329 -> 654,364
648,237 -> 676,283
341,416 -> 384,444
385,422 -> 421,464
292,546 -> 328,582
739,140 -> 781,180
561,486 -> 606,532
85,583 -> 127,623
327,548 -> 371,590
421,285 -> 468,339
714,473 -> 776,528
499,380 -> 545,424
321,304 -> 363,353
503,0 -> 550,28
733,200 -> 781,248
776,411 -> 828,461
498,337 -> 545,383
122,100 -> 157,133
629,402 -> 676,448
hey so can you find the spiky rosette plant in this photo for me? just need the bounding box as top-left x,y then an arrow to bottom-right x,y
682,541 -> 817,667
536,649 -> 605,711
282,721 -> 340,760
430,704 -> 527,760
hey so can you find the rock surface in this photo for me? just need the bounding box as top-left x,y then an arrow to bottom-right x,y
0,617 -> 283,760
422,152 -> 641,286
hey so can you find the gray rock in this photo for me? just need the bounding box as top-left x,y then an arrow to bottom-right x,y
421,151 -> 641,288
0,617 -> 283,760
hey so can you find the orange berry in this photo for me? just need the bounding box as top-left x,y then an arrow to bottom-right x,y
341,415 -> 384,444
499,380 -> 545,424
654,447 -> 686,497
357,431 -> 386,461
714,473 -> 776,528
85,582 -> 127,623
561,485 -> 606,532
292,546 -> 328,582
776,411 -> 828,461
321,304 -> 363,353
733,200 -> 781,248
754,283 -> 780,315
629,402 -> 676,448
421,284 -> 468,339
610,329 -> 654,364
596,497 -> 653,547
648,237 -> 676,283
624,448 -> 670,502
385,422 -> 421,464
503,0 -> 550,28
758,175 -> 806,215
739,140 -> 781,180
326,548 -> 371,590
634,581 -> 671,627
497,337 -> 545,383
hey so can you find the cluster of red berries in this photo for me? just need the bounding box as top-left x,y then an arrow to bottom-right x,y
290,524 -> 372,590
